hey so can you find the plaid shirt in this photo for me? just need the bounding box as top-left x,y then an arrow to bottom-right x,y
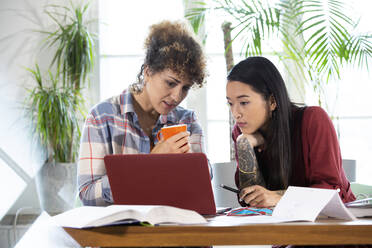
78,89 -> 207,206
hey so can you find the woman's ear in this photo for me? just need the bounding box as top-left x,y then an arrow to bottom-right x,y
143,66 -> 153,86
269,95 -> 277,111
143,66 -> 150,79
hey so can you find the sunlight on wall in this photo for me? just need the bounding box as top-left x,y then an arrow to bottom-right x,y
0,158 -> 26,219
98,0 -> 184,100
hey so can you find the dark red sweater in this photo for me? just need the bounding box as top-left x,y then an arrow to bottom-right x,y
233,106 -> 355,203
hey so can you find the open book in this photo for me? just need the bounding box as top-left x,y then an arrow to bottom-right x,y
272,186 -> 356,221
52,205 -> 207,228
211,186 -> 356,225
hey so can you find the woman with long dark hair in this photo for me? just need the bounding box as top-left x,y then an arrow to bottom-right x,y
226,56 -> 355,207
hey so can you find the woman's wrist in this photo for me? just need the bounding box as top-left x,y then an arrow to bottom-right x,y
237,133 -> 264,148
237,134 -> 255,148
272,190 -> 286,206
275,190 -> 286,196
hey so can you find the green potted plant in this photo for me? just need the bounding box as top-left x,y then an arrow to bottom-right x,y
26,64 -> 83,163
24,1 -> 95,214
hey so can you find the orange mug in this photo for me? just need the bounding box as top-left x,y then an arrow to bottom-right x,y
156,124 -> 187,141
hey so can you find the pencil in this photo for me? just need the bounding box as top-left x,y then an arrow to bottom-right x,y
220,184 -> 240,193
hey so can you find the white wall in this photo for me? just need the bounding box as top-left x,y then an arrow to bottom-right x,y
0,0 -> 99,217
0,0 -> 45,216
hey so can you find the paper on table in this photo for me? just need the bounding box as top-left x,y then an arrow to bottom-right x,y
211,186 -> 356,225
273,186 -> 356,222
320,191 -> 357,220
209,215 -> 294,225
273,186 -> 355,221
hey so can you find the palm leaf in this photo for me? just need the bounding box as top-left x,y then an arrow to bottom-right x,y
42,1 -> 95,91
348,34 -> 372,70
185,0 -> 372,106
293,0 -> 355,81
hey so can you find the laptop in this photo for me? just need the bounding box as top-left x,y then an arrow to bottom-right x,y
104,153 -> 217,215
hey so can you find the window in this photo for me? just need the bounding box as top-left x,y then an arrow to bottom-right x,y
99,0 -> 185,100
335,0 -> 372,184
304,0 -> 372,184
323,66 -> 372,185
98,0 -> 372,184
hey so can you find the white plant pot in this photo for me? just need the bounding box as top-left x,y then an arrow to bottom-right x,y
35,162 -> 77,215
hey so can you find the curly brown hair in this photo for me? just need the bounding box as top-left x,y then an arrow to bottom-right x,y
131,20 -> 207,93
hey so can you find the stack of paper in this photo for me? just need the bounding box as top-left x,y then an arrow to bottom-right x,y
345,198 -> 372,217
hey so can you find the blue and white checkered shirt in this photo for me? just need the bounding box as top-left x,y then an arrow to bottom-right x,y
78,89 -> 207,206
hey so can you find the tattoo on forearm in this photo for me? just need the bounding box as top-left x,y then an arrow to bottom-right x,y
237,137 -> 266,189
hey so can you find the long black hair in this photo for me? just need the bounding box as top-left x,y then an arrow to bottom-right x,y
227,56 -> 295,190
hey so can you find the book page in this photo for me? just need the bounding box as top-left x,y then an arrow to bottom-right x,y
145,206 -> 207,225
321,193 -> 356,220
52,205 -> 207,228
272,186 -> 344,221
92,205 -> 150,227
52,205 -> 153,228
52,206 -> 111,228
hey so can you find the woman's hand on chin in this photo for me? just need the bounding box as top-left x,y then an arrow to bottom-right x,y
237,132 -> 264,148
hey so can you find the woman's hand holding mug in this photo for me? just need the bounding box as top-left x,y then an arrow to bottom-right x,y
152,124 -> 190,153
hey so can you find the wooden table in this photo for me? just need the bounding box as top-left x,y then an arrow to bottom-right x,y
64,217 -> 372,247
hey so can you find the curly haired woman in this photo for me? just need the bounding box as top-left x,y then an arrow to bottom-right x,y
78,20 -> 208,206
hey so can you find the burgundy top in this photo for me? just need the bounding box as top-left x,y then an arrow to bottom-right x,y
233,106 -> 355,203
